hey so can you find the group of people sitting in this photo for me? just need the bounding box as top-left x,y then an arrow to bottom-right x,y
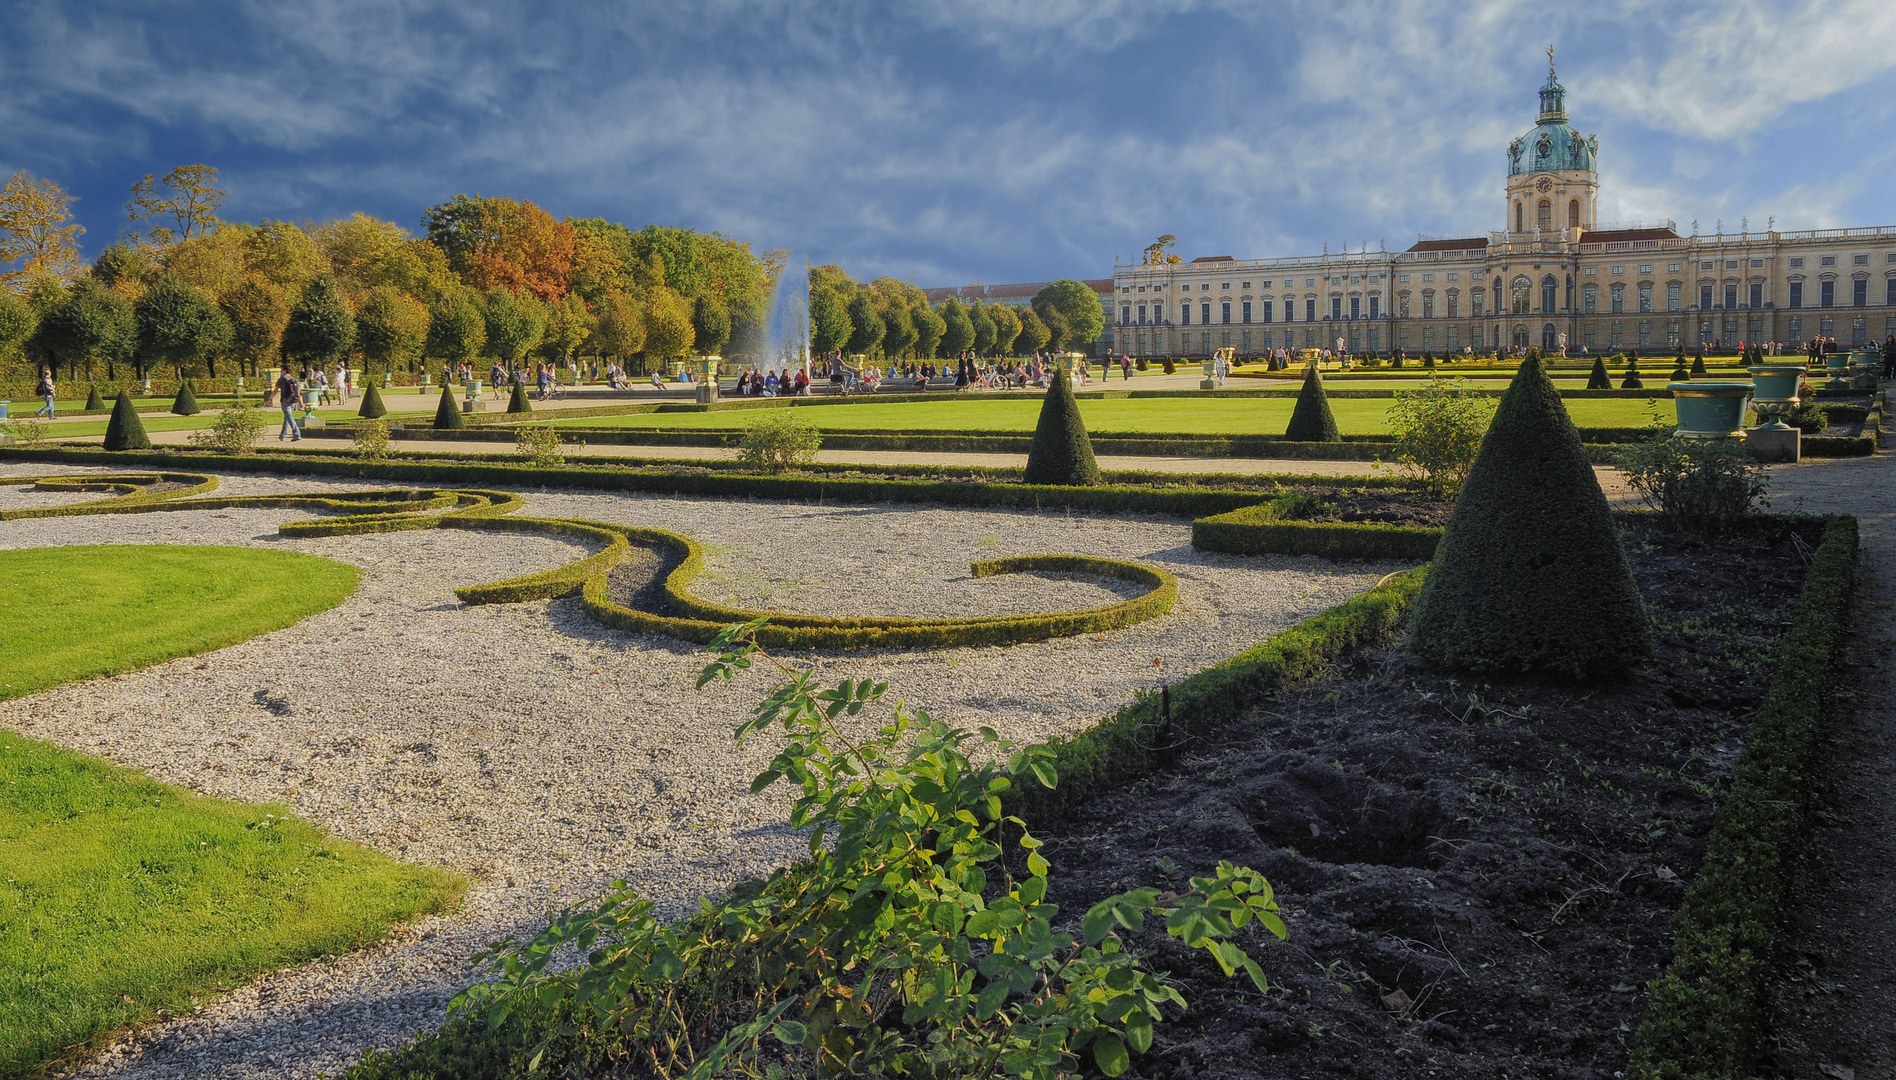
734,367 -> 813,396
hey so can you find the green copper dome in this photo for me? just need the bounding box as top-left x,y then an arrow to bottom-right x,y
1508,67 -> 1596,176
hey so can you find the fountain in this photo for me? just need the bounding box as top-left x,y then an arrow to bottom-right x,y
761,258 -> 811,381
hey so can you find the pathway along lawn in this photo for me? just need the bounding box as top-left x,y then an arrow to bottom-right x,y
0,545 -> 464,1078
548,395 -> 1674,435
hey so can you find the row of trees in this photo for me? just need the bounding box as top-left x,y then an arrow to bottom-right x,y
806,268 -> 1104,364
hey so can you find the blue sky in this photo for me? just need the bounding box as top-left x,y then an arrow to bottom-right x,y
5,0 -> 1895,287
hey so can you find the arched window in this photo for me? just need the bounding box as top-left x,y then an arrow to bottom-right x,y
1512,325 -> 1530,347
1421,291 -> 1435,319
1542,274 -> 1558,314
1542,324 -> 1558,351
1537,199 -> 1552,231
1511,276 -> 1532,314
1568,199 -> 1580,228
1515,202 -> 1524,233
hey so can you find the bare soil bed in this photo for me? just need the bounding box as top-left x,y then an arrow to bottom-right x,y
1290,491 -> 1455,528
1036,524 -> 1808,1080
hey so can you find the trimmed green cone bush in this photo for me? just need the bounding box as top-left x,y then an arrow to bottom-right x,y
1406,357 -> 1649,679
1161,357 -> 1176,374
1423,351 -> 1436,369
1621,360 -> 1644,390
170,379 -> 199,416
1283,365 -> 1341,442
357,382 -> 388,419
84,385 -> 104,411
433,385 -> 466,430
1691,351 -> 1707,376
1022,371 -> 1100,486
1586,356 -> 1612,389
103,391 -> 151,450
506,380 -> 532,414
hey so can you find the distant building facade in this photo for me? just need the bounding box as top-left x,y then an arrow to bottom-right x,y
1112,63 -> 1896,357
923,279 -> 1117,355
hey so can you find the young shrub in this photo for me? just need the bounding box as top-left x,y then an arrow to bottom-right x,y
353,418 -> 393,462
1283,364 -> 1341,442
432,385 -> 466,430
1613,432 -> 1770,537
738,410 -> 821,473
1586,356 -> 1612,389
1407,357 -> 1649,679
188,401 -> 269,454
1621,358 -> 1644,389
84,385 -> 104,411
1381,376 -> 1496,498
453,625 -> 1285,1080
1691,350 -> 1707,376
506,379 -> 532,414
514,424 -> 564,467
1023,370 -> 1101,485
103,391 -> 151,451
1,417 -> 49,445
1790,400 -> 1830,434
170,379 -> 200,416
357,381 -> 388,419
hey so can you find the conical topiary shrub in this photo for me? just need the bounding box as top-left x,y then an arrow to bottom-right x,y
1022,370 -> 1099,486
171,379 -> 199,416
357,381 -> 388,419
433,385 -> 466,430
1407,357 -> 1649,679
103,391 -> 151,451
84,385 -> 104,411
507,380 -> 532,414
1423,351 -> 1436,370
1586,356 -> 1611,389
1284,365 -> 1341,442
1691,351 -> 1707,376
1621,359 -> 1644,389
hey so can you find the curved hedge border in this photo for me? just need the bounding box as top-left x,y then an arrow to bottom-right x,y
0,472 -> 220,519
0,472 -> 1179,652
1629,513 -> 1859,1080
1193,502 -> 1443,560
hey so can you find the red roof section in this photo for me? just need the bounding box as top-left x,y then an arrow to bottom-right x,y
1405,237 -> 1490,253
1580,227 -> 1682,243
1190,255 -> 1237,263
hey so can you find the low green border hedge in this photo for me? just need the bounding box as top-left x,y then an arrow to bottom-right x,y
0,472 -> 219,519
1193,503 -> 1443,560
1629,514 -> 1859,1080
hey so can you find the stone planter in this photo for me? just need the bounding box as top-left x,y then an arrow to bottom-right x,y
1669,381 -> 1752,438
1747,365 -> 1804,430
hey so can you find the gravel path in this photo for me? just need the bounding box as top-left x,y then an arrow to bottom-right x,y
0,463 -> 1394,1079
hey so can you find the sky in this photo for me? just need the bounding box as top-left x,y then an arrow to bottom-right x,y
4,0 -> 1896,288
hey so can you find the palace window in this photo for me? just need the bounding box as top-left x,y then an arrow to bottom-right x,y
1398,273 -> 1410,284
1701,284 -> 1714,309
1261,300 -> 1273,322
1584,266 -> 1597,275
1448,326 -> 1460,349
1821,317 -> 1835,337
1639,321 -> 1652,346
1889,280 -> 1896,306
1789,318 -> 1802,339
1201,301 -> 1212,324
1668,262 -> 1682,273
1242,281 -> 1251,289
1724,261 -> 1738,270
1639,263 -> 1653,274
1512,276 -> 1532,314
1537,199 -> 1552,230
1856,254 -> 1871,265
1610,284 -> 1625,313
1515,203 -> 1524,232
1583,285 -> 1597,313
1422,273 -> 1434,283
1368,295 -> 1380,318
1821,281 -> 1835,307
1422,292 -> 1434,319
1854,280 -> 1868,307
1668,322 -> 1681,347
1306,298 -> 1317,322
1472,288 -> 1485,317
1789,282 -> 1803,308
1221,300 -> 1231,324
1350,296 -> 1361,319
1855,318 -> 1867,344
1542,275 -> 1557,315
1446,272 -> 1460,282
1822,256 -> 1837,267
1241,300 -> 1251,323
1611,265 -> 1625,275
1639,284 -> 1653,312
1790,258 -> 1804,268
1568,199 -> 1580,228
1725,284 -> 1738,309
1121,305 -> 1131,326
1667,283 -> 1681,312
1583,324 -> 1596,348
1447,291 -> 1459,318
1398,293 -> 1411,318
1751,283 -> 1764,308
1330,297 -> 1343,319
1180,303 -> 1191,325
1751,260 -> 1764,269
1221,282 -> 1231,289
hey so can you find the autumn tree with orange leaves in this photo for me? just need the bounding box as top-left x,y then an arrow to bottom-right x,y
422,194 -> 577,303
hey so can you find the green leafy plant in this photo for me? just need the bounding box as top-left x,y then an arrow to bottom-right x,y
353,418 -> 393,462
1379,376 -> 1494,498
452,621 -> 1286,1079
1,417 -> 49,445
737,410 -> 822,474
1613,431 -> 1769,537
514,424 -> 565,467
187,401 -> 268,454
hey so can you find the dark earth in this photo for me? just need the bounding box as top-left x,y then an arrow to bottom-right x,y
1034,524 -> 1812,1080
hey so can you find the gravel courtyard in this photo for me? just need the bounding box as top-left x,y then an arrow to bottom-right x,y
0,463 -> 1397,1079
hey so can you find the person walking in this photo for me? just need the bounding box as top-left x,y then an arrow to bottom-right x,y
1882,334 -> 1896,379
33,368 -> 55,418
1119,352 -> 1131,381
275,369 -> 303,442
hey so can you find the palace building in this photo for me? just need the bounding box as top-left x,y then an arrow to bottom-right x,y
1111,61 -> 1896,357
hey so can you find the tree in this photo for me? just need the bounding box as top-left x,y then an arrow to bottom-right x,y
938,298 -> 974,356
1033,280 -> 1104,350
1406,357 -> 1649,679
90,244 -> 156,296
540,293 -> 593,362
163,227 -> 250,300
104,390 -> 152,450
134,275 -> 232,378
242,221 -> 327,296
591,291 -> 645,359
0,170 -> 85,286
642,285 -> 696,362
1022,371 -> 1100,485
1142,235 -> 1183,266
845,292 -> 885,356
481,288 -> 546,367
38,278 -> 136,380
281,275 -> 355,371
692,294 -> 732,355
1284,365 -> 1340,442
970,302 -> 997,355
911,301 -> 946,359
124,165 -> 226,248
315,213 -> 454,298
808,264 -> 855,358
878,299 -> 916,359
427,289 -> 487,364
355,285 -> 430,375
221,274 -> 290,377
989,304 -> 1022,356
1015,307 -> 1051,354
423,194 -> 576,302
0,289 -> 38,363
1586,356 -> 1611,389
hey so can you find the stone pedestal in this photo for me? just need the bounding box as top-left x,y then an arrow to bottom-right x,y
461,401 -> 486,413
1745,426 -> 1800,463
300,415 -> 326,429
1200,378 -> 1217,390
696,382 -> 720,404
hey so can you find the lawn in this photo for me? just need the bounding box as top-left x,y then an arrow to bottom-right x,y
0,544 -> 463,1078
550,395 -> 1674,435
37,407 -> 430,440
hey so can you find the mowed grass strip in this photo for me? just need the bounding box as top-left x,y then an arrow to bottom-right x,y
0,545 -> 359,701
547,395 -> 1675,435
39,408 -> 430,440
0,733 -> 465,1078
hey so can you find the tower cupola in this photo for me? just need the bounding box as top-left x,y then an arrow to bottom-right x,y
1538,48 -> 1567,122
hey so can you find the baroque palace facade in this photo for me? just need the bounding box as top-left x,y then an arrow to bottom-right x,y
1111,65 -> 1896,358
